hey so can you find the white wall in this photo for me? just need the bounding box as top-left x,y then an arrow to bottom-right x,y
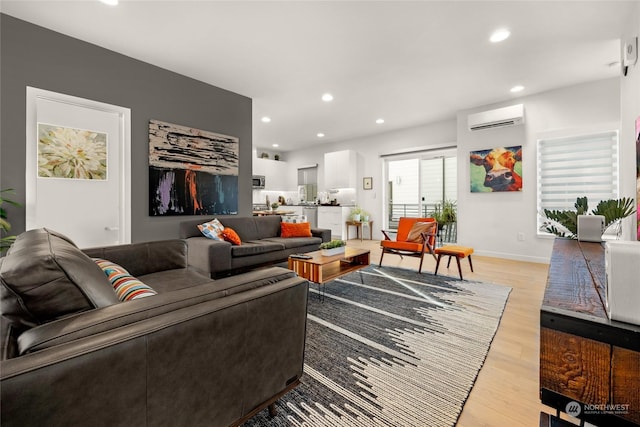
620,1 -> 640,241
282,77 -> 626,263
284,119 -> 457,239
457,78 -> 621,263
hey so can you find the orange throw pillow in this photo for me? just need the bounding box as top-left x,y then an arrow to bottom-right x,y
281,222 -> 312,238
221,227 -> 242,245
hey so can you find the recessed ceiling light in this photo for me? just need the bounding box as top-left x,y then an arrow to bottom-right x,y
272,144 -> 279,147
490,29 -> 510,43
376,118 -> 385,124
99,0 -> 118,5
510,85 -> 524,93
317,133 -> 325,138
321,93 -> 333,102
261,116 -> 271,123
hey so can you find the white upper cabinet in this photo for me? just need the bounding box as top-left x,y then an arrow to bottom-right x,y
253,157 -> 289,190
324,150 -> 358,189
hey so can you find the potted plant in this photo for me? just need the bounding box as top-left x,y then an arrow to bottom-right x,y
320,239 -> 347,256
351,205 -> 366,222
1,189 -> 21,254
432,200 -> 457,227
271,202 -> 280,211
540,196 -> 635,239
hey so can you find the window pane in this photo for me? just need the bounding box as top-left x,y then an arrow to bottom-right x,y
421,158 -> 443,206
537,130 -> 619,235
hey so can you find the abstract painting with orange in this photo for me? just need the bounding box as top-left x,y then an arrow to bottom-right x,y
148,119 -> 238,216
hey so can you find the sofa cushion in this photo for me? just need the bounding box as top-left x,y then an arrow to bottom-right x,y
83,240 -> 188,277
280,222 -> 312,238
138,268 -> 213,294
263,236 -> 322,250
231,241 -> 284,258
94,259 -> 158,301
219,216 -> 282,241
0,228 -> 119,326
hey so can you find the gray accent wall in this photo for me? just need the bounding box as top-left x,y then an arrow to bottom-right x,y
0,14 -> 252,243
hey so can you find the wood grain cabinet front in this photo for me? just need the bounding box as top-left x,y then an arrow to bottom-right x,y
540,239 -> 640,426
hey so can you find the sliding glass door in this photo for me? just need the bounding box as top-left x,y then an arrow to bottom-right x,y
385,149 -> 457,242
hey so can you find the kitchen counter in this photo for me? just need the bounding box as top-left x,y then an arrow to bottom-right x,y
252,210 -> 295,216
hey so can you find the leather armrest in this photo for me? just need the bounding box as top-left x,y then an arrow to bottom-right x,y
311,228 -> 331,242
184,237 -> 232,276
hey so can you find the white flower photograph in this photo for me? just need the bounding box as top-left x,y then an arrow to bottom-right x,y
37,123 -> 107,180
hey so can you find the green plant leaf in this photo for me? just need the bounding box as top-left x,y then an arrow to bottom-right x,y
574,197 -> 589,215
540,196 -> 636,239
542,209 -> 578,238
591,197 -> 636,227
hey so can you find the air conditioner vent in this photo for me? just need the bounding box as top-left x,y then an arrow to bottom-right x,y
468,104 -> 525,131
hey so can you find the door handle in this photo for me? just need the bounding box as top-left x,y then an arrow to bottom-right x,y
104,226 -> 119,231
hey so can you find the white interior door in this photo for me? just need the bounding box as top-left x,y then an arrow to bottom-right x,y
26,87 -> 131,248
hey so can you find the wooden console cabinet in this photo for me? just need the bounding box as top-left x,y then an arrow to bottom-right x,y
540,239 -> 640,426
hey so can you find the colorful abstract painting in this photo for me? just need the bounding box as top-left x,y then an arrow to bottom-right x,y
149,120 -> 239,216
470,146 -> 522,192
37,123 -> 107,180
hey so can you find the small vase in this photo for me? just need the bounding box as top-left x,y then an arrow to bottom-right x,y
352,214 -> 361,222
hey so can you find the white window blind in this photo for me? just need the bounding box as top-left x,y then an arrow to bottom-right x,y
537,130 -> 619,235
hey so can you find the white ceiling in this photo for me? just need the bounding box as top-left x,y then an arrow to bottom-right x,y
1,1 -> 633,151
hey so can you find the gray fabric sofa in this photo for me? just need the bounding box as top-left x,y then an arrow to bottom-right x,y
180,215 -> 331,277
0,228 -> 309,427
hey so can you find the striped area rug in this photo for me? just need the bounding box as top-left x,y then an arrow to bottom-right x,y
245,266 -> 511,427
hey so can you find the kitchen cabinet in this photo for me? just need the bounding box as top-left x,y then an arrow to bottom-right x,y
253,157 -> 289,190
285,206 -> 304,216
324,150 -> 359,189
318,206 -> 351,239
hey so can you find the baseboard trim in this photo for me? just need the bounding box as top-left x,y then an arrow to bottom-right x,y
472,249 -> 549,264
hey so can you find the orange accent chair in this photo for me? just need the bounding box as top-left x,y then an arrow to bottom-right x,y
379,217 -> 438,273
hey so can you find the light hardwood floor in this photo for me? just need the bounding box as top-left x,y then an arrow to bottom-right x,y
346,238 -> 553,427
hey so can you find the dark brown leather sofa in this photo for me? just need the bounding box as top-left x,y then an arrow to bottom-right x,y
180,215 -> 331,277
0,228 -> 309,427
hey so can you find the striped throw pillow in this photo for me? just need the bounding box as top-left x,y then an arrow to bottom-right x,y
93,259 -> 157,301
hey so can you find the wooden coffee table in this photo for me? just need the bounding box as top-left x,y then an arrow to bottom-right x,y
288,247 -> 370,299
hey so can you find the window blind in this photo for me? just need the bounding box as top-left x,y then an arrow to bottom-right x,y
537,130 -> 619,235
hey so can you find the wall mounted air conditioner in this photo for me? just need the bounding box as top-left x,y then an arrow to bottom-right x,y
468,104 -> 525,131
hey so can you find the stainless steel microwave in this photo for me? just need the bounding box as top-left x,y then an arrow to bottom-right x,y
252,175 -> 265,189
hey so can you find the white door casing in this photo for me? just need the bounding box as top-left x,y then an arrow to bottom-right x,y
26,87 -> 131,248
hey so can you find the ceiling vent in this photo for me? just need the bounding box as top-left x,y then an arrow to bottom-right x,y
468,104 -> 525,131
